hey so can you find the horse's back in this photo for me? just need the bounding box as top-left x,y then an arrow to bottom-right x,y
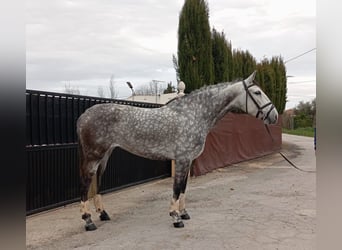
78,103 -> 132,129
77,103 -> 132,149
77,103 -> 181,160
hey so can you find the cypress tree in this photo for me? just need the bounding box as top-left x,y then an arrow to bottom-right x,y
175,1 -> 287,111
231,49 -> 243,80
177,0 -> 214,92
231,49 -> 256,80
275,56 -> 287,113
256,56 -> 287,114
212,28 -> 229,83
226,40 -> 233,81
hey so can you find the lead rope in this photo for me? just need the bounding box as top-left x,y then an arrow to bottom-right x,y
264,125 -> 316,173
246,80 -> 315,174
279,152 -> 316,173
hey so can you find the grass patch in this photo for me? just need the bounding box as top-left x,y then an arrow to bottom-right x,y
282,127 -> 315,137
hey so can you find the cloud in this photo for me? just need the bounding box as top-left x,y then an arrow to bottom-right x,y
26,0 -> 315,108
27,1 -> 182,88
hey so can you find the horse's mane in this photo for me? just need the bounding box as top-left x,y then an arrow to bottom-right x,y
186,78 -> 242,96
165,78 -> 243,106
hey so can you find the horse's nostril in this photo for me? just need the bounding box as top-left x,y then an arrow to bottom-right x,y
275,114 -> 278,121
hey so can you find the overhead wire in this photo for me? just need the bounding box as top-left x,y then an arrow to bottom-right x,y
287,80 -> 316,84
284,48 -> 316,64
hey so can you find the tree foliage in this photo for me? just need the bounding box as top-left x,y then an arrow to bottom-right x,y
64,82 -> 80,95
175,0 -> 288,113
172,54 -> 180,83
163,82 -> 176,94
109,75 -> 118,99
255,56 -> 287,114
293,98 -> 316,128
133,81 -> 175,96
177,0 -> 214,93
97,86 -> 105,98
231,49 -> 257,80
212,28 -> 230,83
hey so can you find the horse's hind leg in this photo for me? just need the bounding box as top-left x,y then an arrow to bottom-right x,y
93,176 -> 110,221
170,159 -> 191,228
80,161 -> 98,231
93,148 -> 114,221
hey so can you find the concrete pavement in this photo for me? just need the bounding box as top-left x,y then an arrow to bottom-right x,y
26,134 -> 316,249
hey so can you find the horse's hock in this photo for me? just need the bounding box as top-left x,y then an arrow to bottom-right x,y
191,113 -> 282,176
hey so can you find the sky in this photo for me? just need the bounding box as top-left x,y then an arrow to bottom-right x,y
26,0 -> 316,110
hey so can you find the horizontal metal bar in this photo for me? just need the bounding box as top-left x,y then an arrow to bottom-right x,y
26,143 -> 78,150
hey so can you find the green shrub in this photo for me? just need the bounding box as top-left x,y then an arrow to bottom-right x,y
282,127 -> 314,137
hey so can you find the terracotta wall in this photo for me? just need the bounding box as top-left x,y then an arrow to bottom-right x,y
192,113 -> 282,176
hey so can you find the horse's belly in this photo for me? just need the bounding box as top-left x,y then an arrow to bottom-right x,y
120,145 -> 173,161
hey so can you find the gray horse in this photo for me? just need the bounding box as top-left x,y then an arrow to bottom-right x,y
77,71 -> 278,231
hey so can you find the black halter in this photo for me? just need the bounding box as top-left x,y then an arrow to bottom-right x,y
243,80 -> 275,121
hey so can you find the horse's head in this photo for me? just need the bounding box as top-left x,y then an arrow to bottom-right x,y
240,71 -> 278,125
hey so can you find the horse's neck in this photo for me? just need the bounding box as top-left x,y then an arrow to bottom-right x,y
186,82 -> 242,131
205,83 -> 242,129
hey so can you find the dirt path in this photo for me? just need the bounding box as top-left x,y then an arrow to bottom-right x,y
26,134 -> 316,249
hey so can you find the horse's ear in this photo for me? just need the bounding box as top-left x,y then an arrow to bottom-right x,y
245,71 -> 257,84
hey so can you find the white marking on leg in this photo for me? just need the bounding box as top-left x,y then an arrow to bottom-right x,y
179,193 -> 186,211
87,173 -> 97,199
94,194 -> 104,213
80,200 -> 91,215
169,198 -> 180,213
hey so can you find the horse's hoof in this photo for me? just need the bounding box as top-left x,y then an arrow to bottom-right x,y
181,213 -> 190,220
173,221 -> 184,228
180,209 -> 190,220
85,222 -> 97,231
99,210 -> 111,221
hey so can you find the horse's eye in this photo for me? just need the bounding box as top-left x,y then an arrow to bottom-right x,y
254,90 -> 261,95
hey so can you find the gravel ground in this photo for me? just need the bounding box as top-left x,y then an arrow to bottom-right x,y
26,134 -> 316,250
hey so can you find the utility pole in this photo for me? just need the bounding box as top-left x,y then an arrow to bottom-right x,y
126,82 -> 135,101
152,80 -> 165,103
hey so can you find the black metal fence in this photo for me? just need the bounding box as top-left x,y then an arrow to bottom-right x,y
26,90 -> 163,146
26,90 -> 171,215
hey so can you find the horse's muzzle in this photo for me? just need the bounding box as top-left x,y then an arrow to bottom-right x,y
264,109 -> 278,125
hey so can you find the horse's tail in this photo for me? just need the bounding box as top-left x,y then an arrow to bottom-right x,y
79,140 -> 99,201
78,137 -> 97,200
78,137 -> 84,170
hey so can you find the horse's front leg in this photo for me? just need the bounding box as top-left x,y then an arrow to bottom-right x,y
179,168 -> 191,220
170,159 -> 191,228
